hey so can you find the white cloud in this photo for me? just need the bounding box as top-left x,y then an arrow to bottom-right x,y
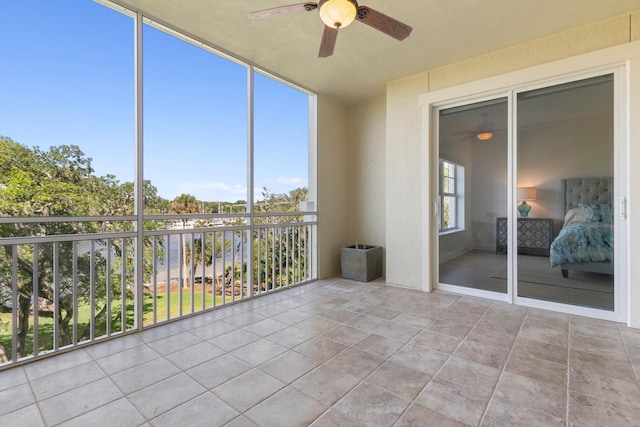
177,181 -> 247,201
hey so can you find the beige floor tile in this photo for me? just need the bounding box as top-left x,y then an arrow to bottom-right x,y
213,369 -> 284,413
59,398 -> 144,427
568,391 -> 640,426
333,383 -> 411,426
390,343 -> 448,375
212,329 -> 260,352
258,350 -> 319,384
149,392 -> 238,427
366,360 -> 431,400
0,382 -> 35,417
411,330 -> 462,354
3,280 -> 640,427
465,325 -> 516,351
291,363 -> 362,406
351,333 -> 405,359
453,340 -> 510,369
482,372 -> 565,426
512,335 -> 568,365
322,324 -> 370,346
189,319 -> 236,340
128,373 -> 205,419
570,348 -> 636,382
246,387 -> 327,427
23,349 -> 92,381
427,319 -> 472,339
94,343 -> 161,375
310,408 -> 368,427
164,340 -> 224,370
230,338 -> 287,367
395,403 -> 469,427
416,377 -> 490,426
323,348 -> 385,380
505,351 -> 567,387
438,308 -> 484,327
242,318 -> 289,337
30,360 -> 105,401
293,336 -> 346,362
569,367 -> 640,409
347,314 -> 391,331
518,322 -> 569,347
110,357 -> 181,394
265,325 -> 316,348
0,404 -> 45,427
39,377 -> 123,426
374,321 -> 422,342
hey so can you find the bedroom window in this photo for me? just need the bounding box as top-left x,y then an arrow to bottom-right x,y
439,159 -> 465,232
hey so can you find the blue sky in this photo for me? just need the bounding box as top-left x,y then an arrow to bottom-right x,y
0,1 -> 309,203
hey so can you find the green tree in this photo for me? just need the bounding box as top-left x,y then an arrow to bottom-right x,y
0,136 -> 168,358
169,193 -> 200,287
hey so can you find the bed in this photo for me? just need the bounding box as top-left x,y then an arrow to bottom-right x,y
549,177 -> 613,278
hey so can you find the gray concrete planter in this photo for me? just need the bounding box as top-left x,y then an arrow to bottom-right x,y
340,245 -> 383,282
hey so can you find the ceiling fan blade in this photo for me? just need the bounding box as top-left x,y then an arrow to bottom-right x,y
249,2 -> 317,19
318,25 -> 338,57
356,6 -> 412,41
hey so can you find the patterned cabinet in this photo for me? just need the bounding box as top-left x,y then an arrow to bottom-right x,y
496,217 -> 553,256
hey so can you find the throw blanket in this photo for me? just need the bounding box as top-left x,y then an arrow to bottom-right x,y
550,222 -> 613,267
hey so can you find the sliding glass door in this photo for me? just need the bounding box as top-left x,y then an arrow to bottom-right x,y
438,98 -> 509,295
516,75 -> 615,310
437,72 -> 621,314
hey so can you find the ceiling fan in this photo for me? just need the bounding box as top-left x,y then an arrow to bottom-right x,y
249,0 -> 413,57
451,113 -> 502,141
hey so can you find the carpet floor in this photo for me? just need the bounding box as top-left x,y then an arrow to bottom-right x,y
439,250 -> 614,310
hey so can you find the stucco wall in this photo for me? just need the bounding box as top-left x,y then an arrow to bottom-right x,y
316,94 -> 348,279
345,96 -> 387,255
385,11 -> 640,302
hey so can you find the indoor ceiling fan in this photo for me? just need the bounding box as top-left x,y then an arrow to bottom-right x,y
451,113 -> 503,141
249,0 -> 413,57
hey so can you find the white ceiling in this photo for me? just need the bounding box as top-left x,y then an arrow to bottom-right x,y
106,0 -> 640,104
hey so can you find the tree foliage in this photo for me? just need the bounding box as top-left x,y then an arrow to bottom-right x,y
0,136 -> 168,357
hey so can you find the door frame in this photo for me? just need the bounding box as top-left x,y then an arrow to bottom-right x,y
420,41 -> 640,324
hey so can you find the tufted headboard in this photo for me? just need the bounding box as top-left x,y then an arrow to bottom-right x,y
562,177 -> 612,213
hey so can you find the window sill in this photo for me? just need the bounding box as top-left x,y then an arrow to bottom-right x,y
439,228 -> 465,236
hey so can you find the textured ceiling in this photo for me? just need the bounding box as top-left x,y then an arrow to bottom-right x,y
105,0 -> 640,104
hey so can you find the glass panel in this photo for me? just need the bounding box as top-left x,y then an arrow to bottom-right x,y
143,24 -> 248,213
0,1 -> 134,361
253,72 -> 309,212
438,98 -> 508,293
516,74 -> 614,310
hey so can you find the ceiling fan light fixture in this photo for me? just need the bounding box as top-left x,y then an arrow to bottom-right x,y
318,0 -> 357,29
476,131 -> 494,141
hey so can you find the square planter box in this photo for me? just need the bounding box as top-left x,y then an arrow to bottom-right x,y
341,245 -> 383,282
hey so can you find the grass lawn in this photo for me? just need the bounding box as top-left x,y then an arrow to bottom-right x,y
0,290 -> 233,361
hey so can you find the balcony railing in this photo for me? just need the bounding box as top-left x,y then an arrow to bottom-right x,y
0,212 -> 316,367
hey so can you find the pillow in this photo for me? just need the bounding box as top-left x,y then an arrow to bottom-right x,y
578,204 -> 602,222
599,203 -> 613,223
563,208 -> 583,226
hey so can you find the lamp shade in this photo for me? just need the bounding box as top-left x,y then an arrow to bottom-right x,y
517,186 -> 537,200
319,0 -> 357,29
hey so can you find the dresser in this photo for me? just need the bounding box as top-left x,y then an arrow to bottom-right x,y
496,217 -> 553,256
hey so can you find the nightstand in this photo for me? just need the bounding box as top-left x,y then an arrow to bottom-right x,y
496,217 -> 553,256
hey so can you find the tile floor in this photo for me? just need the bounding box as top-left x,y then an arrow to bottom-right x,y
1,278 -> 640,426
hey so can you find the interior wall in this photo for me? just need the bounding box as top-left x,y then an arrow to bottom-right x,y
518,115 -> 613,229
346,96 -> 387,257
385,11 -> 640,293
316,94 -> 348,279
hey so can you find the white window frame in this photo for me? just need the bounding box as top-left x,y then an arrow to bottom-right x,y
439,158 -> 465,233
